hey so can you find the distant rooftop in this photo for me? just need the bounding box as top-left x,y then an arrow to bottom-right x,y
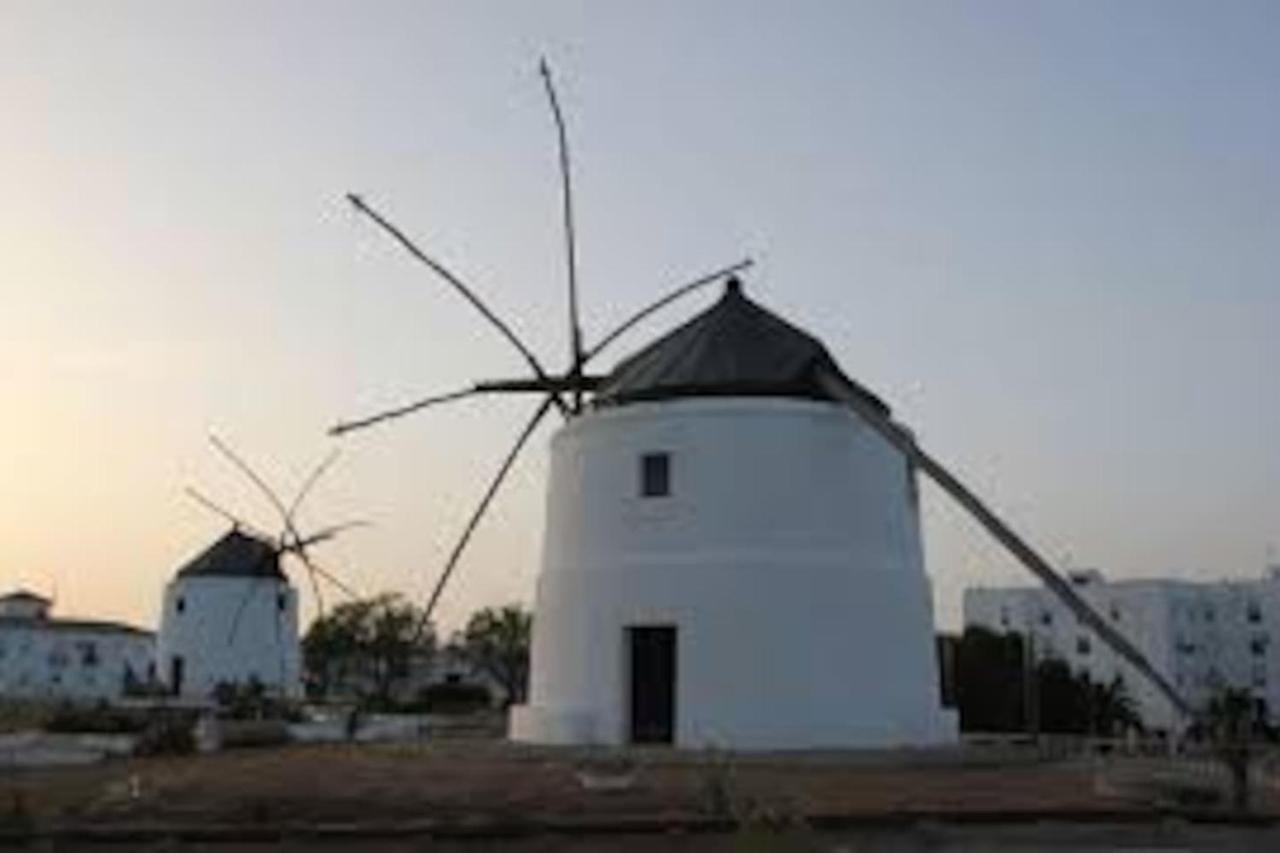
0,588 -> 151,635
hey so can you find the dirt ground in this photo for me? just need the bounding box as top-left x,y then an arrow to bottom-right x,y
3,740 -> 1278,848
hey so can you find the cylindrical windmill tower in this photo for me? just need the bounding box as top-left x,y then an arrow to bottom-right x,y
156,529 -> 301,701
511,280 -> 956,749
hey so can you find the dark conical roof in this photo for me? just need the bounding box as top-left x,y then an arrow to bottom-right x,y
593,279 -> 889,414
176,529 -> 284,580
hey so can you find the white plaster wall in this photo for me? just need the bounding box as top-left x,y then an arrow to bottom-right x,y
512,398 -> 954,749
155,576 -> 300,700
0,625 -> 153,702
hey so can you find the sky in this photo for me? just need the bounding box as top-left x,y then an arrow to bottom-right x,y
1,1 -> 1277,634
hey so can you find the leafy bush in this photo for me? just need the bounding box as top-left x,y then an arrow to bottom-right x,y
211,679 -> 302,722
133,711 -> 197,757
413,681 -> 492,715
43,701 -> 148,735
0,701 -> 54,734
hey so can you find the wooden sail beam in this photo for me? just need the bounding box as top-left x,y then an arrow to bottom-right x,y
473,376 -> 603,394
539,58 -> 586,413
346,193 -> 569,417
583,259 -> 754,364
412,394 -> 558,642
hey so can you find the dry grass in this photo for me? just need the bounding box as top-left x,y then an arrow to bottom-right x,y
3,739 -> 1220,830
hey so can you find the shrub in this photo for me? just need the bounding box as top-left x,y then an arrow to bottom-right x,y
43,701 -> 148,735
211,679 -> 302,722
0,702 -> 54,734
133,711 -> 197,757
413,681 -> 492,715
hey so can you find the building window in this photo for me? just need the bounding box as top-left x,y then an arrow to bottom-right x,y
1040,611 -> 1052,627
1109,604 -> 1121,622
1251,636 -> 1268,656
640,452 -> 670,498
176,597 -> 186,614
1248,602 -> 1262,623
78,642 -> 99,667
1205,606 -> 1216,623
1076,636 -> 1091,656
277,593 -> 287,612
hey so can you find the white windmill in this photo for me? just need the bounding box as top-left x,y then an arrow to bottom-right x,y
157,437 -> 362,701
332,61 -> 1190,748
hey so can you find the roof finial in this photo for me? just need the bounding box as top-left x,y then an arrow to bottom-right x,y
724,276 -> 743,296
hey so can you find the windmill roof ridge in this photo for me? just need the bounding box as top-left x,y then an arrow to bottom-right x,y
0,589 -> 52,603
176,528 -> 285,580
593,279 -> 890,413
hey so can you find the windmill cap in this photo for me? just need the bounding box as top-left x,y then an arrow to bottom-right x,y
175,528 -> 284,580
593,281 -> 890,413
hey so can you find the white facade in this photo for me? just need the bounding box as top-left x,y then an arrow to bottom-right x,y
511,398 -> 956,749
964,568 -> 1280,732
0,592 -> 154,702
156,574 -> 301,700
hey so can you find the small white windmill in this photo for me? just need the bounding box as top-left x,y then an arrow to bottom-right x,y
155,436 -> 363,700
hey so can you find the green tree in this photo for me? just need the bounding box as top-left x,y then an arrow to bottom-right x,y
954,626 -> 1026,732
1086,676 -> 1142,737
1204,687 -> 1261,812
952,627 -> 1144,736
456,604 -> 532,708
302,593 -> 434,707
1035,660 -> 1142,736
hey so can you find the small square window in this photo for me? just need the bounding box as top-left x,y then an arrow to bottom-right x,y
640,452 -> 670,498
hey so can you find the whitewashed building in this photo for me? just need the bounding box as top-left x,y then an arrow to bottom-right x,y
156,530 -> 302,701
965,567 -> 1280,732
511,279 -> 955,749
0,590 -> 154,702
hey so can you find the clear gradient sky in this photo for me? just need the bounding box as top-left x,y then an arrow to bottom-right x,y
2,1 -> 1277,634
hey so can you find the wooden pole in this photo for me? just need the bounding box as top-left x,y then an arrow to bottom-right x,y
539,59 -> 585,413
412,394 -> 556,642
347,194 -> 568,417
819,376 -> 1193,718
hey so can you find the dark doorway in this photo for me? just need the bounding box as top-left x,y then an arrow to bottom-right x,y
628,626 -> 676,744
170,655 -> 185,695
